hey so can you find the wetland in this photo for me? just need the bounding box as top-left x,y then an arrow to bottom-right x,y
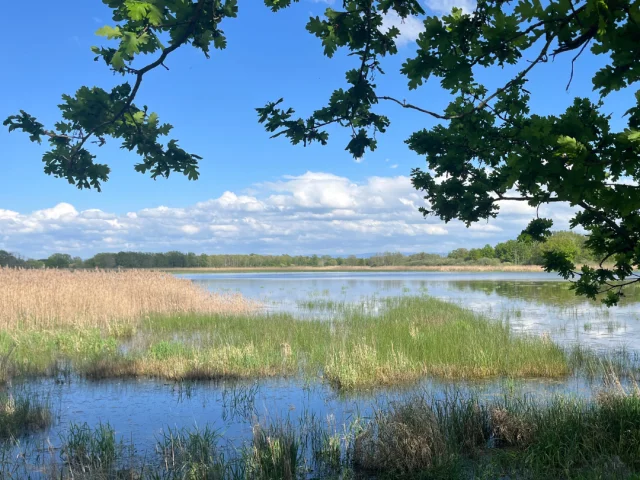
1,269 -> 639,478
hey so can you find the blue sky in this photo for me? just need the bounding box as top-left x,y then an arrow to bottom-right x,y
0,0 -> 631,258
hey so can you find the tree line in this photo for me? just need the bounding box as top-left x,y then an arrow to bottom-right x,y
0,231 -> 595,270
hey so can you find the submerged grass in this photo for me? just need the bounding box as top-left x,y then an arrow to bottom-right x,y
1,296 -> 570,389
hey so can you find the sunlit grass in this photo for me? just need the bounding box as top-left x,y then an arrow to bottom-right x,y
1,296 -> 572,389
323,296 -> 568,388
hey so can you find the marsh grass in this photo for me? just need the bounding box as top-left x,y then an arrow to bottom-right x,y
567,345 -> 640,380
1,296 -> 575,388
157,425 -> 227,478
247,421 -> 301,480
115,297 -> 568,387
354,382 -> 640,479
322,296 -> 568,388
1,271 -> 626,390
0,391 -> 52,439
61,422 -> 119,473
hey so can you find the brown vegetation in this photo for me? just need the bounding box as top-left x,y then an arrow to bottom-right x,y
0,268 -> 256,331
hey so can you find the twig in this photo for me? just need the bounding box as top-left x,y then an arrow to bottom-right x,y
566,39 -> 591,91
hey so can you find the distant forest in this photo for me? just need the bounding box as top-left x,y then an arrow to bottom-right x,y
1,231 -> 596,269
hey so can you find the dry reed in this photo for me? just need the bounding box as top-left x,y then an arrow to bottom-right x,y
0,268 -> 256,331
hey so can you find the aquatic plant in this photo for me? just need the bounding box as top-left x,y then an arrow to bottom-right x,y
157,426 -> 226,479
247,421 -> 301,480
0,391 -> 52,439
59,422 -> 121,476
2,382 -> 639,479
0,296 -> 577,388
355,381 -> 640,478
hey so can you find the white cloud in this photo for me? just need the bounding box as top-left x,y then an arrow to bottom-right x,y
0,171 -> 577,257
380,11 -> 425,46
181,225 -> 200,235
424,0 -> 477,15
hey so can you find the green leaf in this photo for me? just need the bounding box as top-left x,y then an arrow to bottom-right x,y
96,25 -> 122,39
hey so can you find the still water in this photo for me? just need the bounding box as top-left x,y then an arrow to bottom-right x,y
180,271 -> 640,351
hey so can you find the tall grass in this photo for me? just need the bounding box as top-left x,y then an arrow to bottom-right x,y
322,296 -> 568,388
355,381 -> 640,479
0,268 -> 256,331
157,426 -> 226,478
247,422 -> 301,480
60,422 -> 120,474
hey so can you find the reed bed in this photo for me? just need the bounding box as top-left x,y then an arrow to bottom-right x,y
0,268 -> 256,331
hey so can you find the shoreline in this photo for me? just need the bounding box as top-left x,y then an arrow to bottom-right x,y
164,265 -> 547,274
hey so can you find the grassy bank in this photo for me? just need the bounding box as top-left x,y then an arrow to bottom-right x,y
4,384 -> 639,479
1,295 -> 569,389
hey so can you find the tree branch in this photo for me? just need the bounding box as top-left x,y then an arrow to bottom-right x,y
69,0 -> 207,159
494,195 -> 564,202
565,38 -> 591,90
379,36 -> 555,121
376,96 -> 451,119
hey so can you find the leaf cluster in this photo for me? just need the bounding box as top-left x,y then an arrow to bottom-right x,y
257,0 -> 425,158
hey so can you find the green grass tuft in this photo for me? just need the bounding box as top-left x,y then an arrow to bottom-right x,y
0,391 -> 52,439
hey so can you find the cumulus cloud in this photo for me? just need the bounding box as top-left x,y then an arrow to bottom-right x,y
312,0 -> 477,48
0,171 -> 576,257
379,0 -> 478,46
380,10 -> 425,46
424,0 -> 477,15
